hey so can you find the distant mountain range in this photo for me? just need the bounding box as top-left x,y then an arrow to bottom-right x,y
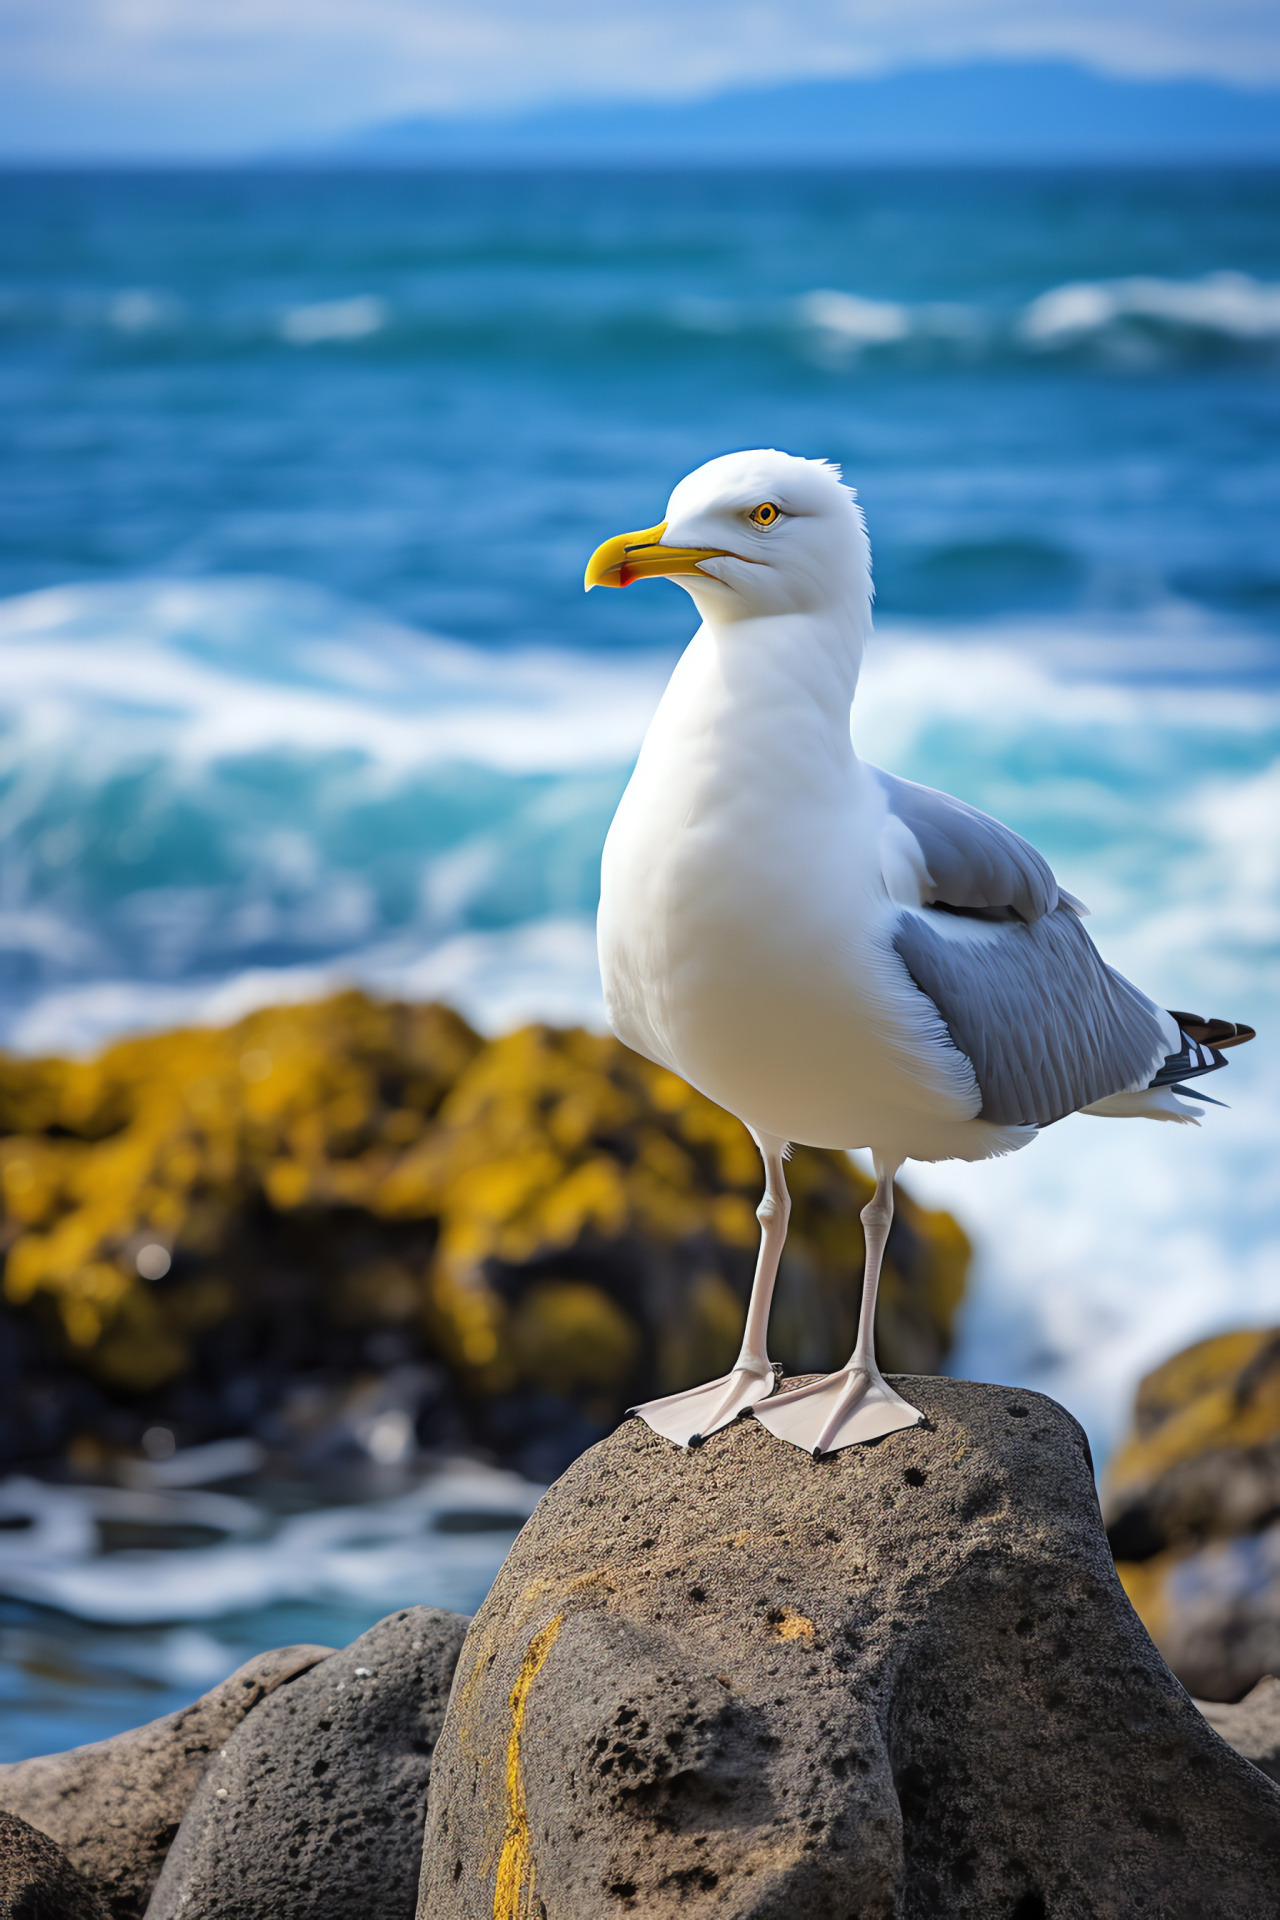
332,62 -> 1280,165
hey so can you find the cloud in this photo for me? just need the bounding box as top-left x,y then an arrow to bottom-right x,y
2,0 -> 1279,157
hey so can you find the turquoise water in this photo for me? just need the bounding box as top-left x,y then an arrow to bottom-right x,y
0,166 -> 1276,1039
4,169 -> 1280,644
0,166 -> 1278,1754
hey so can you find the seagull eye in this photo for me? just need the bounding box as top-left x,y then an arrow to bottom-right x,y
749,502 -> 781,527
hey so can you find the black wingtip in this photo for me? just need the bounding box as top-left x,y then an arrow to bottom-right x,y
1168,1081 -> 1230,1110
1169,1011 -> 1256,1050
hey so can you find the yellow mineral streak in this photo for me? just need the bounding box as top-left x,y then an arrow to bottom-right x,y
493,1614 -> 564,1920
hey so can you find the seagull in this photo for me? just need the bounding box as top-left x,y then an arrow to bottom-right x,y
585,449 -> 1255,1459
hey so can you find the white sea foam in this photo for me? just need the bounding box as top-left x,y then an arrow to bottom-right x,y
796,289 -> 912,345
1021,271 -> 1280,346
106,289 -> 182,334
791,273 -> 1280,361
279,296 -> 388,345
5,915 -> 605,1057
26,273 -> 1280,368
0,579 -> 668,774
0,1465 -> 544,1625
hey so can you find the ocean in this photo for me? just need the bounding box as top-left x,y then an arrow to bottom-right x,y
1,164 -> 1278,1755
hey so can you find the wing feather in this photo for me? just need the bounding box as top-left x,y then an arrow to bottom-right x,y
871,765 -> 1060,923
892,903 -> 1169,1128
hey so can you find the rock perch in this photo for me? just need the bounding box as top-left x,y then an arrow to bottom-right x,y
419,1377 -> 1280,1919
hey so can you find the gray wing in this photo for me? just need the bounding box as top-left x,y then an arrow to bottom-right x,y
893,903 -> 1169,1128
871,764 -> 1059,922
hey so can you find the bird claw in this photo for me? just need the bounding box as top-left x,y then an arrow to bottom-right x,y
753,1365 -> 923,1456
629,1363 -> 778,1448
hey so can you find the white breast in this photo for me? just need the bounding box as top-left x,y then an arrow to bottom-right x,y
598,624 -> 982,1154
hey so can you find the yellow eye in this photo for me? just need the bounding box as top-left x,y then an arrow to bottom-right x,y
749,502 -> 780,527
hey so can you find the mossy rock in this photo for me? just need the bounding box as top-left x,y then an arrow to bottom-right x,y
1106,1328 -> 1280,1699
0,993 -> 970,1466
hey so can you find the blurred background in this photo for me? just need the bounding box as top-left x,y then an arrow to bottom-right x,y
1,0 -> 1279,1755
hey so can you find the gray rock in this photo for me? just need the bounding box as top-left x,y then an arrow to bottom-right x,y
146,1606 -> 468,1920
0,1808 -> 110,1920
1122,1522 -> 1280,1702
1105,1433 -> 1280,1561
419,1376 -> 1280,1920
1102,1332 -> 1280,1565
1195,1676 -> 1280,1785
0,1644 -> 332,1919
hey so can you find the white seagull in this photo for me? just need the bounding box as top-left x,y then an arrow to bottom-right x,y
586,449 -> 1254,1459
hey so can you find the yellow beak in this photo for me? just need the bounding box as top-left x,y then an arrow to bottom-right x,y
584,520 -> 731,590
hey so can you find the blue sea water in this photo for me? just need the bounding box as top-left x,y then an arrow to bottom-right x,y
1,166 -> 1279,1754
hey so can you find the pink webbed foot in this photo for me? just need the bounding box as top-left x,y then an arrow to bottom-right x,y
630,1362 -> 780,1448
753,1365 -> 923,1457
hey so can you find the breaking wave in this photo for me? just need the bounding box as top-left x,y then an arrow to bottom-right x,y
7,272 -> 1280,370
0,578 -> 664,1047
799,271 -> 1280,365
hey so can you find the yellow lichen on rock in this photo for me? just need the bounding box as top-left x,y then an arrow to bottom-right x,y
507,1282 -> 640,1415
1109,1329 -> 1280,1495
1105,1327 -> 1280,1699
0,994 -> 480,1392
0,992 -> 970,1430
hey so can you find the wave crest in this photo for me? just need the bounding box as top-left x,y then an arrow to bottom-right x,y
8,272 -> 1279,370
1021,271 -> 1280,347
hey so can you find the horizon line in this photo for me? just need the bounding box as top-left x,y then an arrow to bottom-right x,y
3,57 -> 1280,168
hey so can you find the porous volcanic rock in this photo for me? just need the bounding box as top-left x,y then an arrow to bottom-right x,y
1194,1676 -> 1280,1786
419,1377 -> 1280,1920
0,1644 -> 332,1919
146,1606 -> 468,1920
0,1809 -> 110,1920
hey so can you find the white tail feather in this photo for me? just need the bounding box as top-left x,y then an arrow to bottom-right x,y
1079,1087 -> 1202,1125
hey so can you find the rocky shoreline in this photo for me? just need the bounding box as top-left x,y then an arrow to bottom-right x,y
4,1379 -> 1279,1919
0,993 -> 967,1488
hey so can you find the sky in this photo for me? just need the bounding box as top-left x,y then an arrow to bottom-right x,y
3,0 -> 1280,159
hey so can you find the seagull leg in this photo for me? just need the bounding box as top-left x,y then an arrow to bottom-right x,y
754,1152 -> 923,1457
629,1136 -> 789,1447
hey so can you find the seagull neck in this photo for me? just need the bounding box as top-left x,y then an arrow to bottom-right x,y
703,611 -> 864,733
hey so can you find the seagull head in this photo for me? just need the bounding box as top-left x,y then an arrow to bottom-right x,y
584,449 -> 872,625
